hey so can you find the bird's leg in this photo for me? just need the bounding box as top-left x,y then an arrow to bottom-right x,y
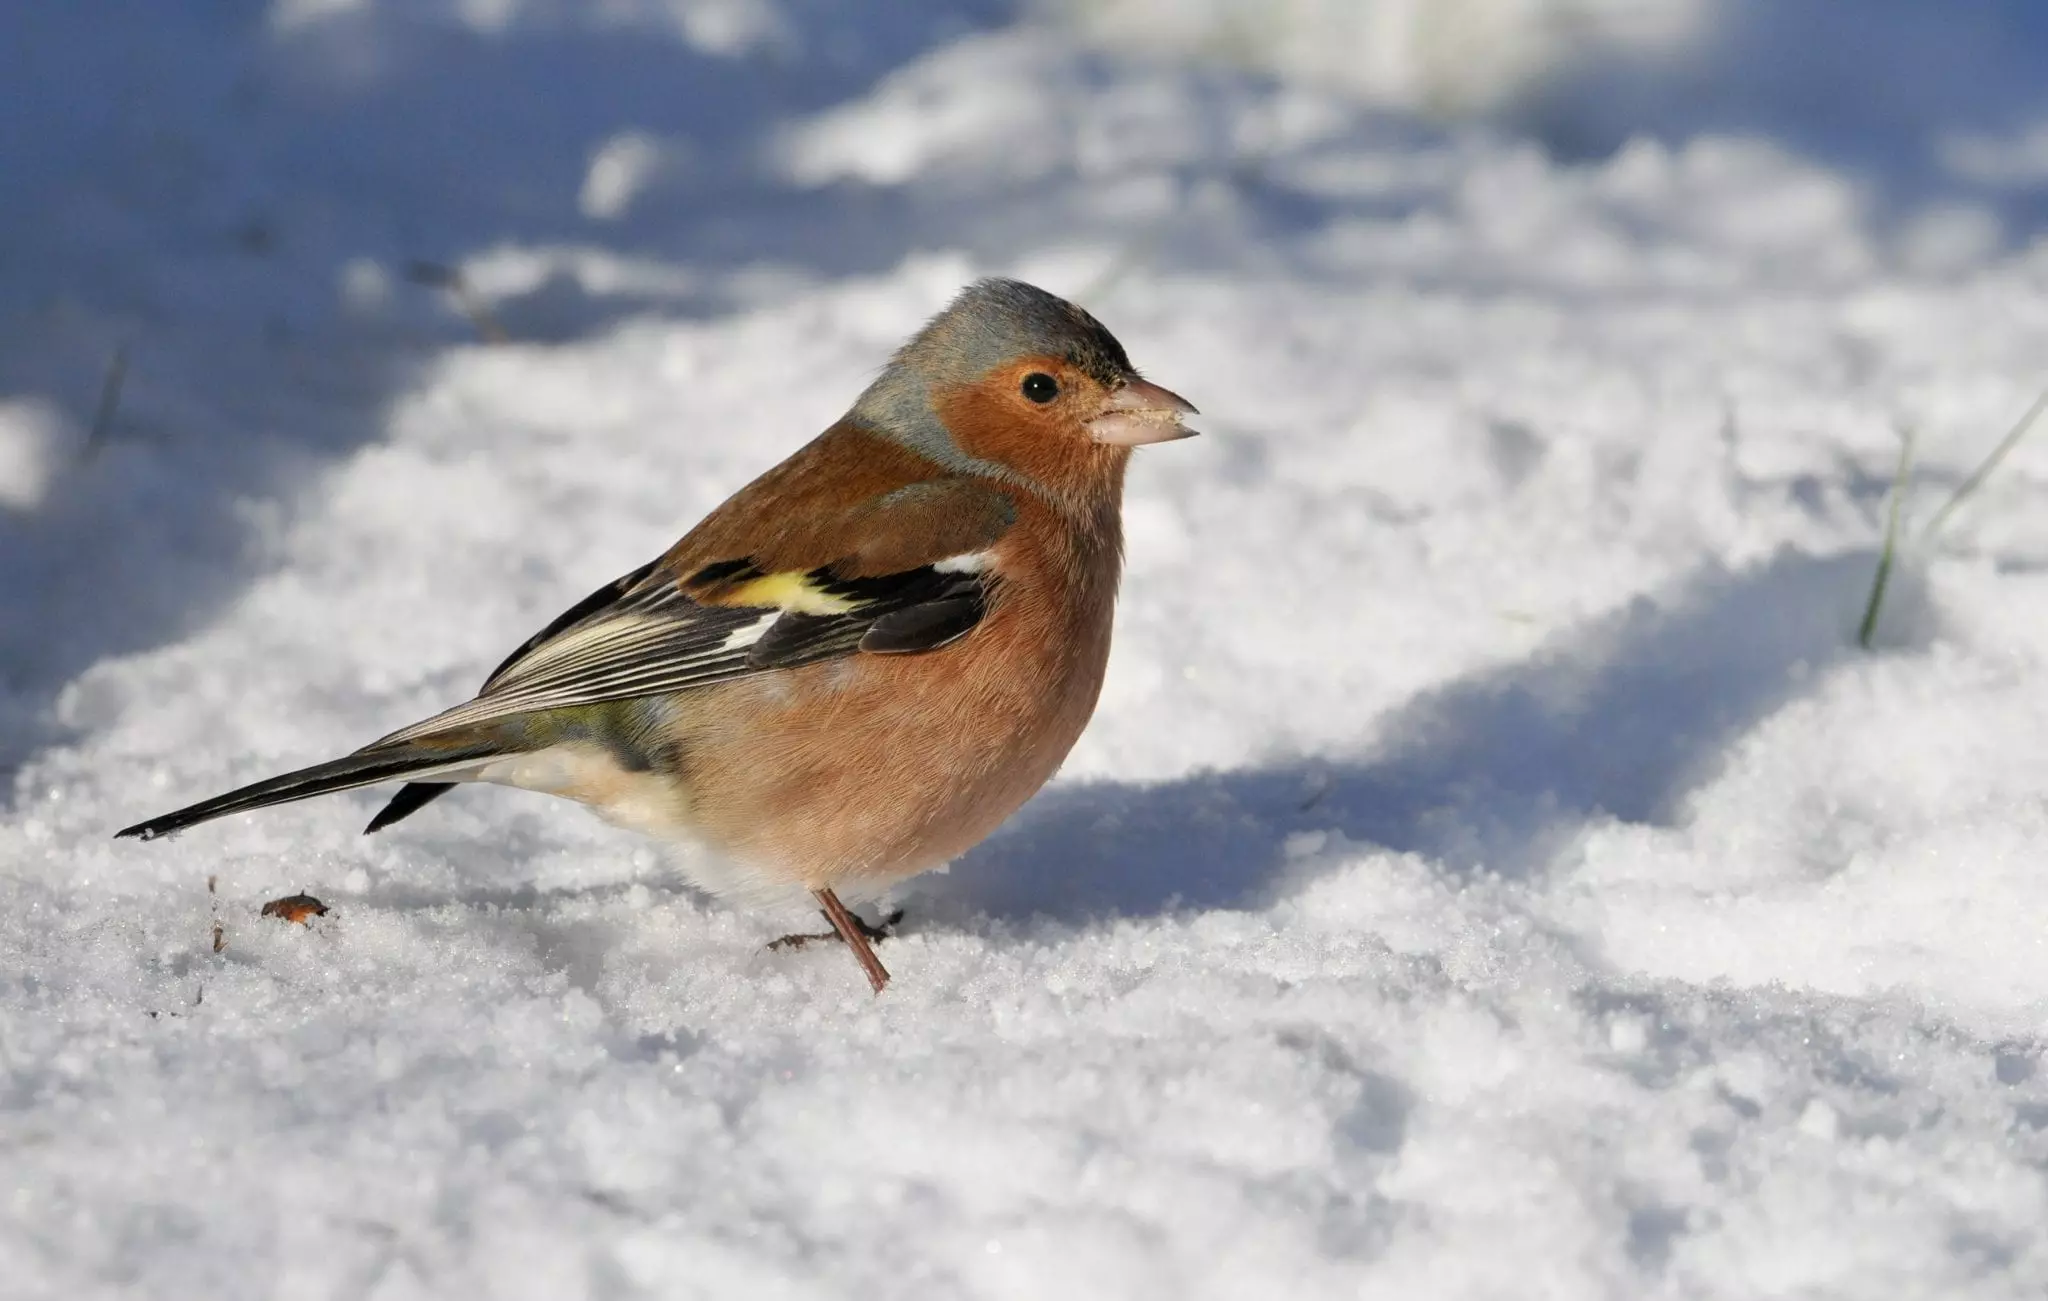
771,888 -> 895,992
818,888 -> 892,993
768,898 -> 904,992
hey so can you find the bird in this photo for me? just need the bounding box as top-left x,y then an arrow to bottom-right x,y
116,277 -> 1197,993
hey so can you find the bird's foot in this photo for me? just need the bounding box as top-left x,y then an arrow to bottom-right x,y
770,891 -> 900,993
768,906 -> 903,951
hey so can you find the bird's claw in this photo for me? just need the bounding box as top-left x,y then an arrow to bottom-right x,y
767,906 -> 903,952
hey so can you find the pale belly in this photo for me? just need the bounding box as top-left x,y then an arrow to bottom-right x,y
472,745 -> 695,839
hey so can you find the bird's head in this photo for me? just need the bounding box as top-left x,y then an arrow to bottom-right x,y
852,278 -> 1197,508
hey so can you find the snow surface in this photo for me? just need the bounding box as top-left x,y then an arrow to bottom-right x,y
9,1 -> 2048,1297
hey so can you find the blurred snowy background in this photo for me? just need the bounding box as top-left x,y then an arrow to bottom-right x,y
9,1 -> 2048,1296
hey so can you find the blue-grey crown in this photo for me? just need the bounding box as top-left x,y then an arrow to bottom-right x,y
849,279 -> 1135,470
910,278 -> 1134,390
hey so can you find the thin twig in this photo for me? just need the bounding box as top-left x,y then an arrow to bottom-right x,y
1857,425 -> 1916,650
80,342 -> 130,462
1921,384 -> 2048,541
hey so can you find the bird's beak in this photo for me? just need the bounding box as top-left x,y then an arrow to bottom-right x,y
1087,378 -> 1199,446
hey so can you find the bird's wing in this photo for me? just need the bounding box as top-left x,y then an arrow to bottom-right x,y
375,426 -> 1015,746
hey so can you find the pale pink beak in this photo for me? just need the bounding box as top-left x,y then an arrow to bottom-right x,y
1087,377 -> 1199,446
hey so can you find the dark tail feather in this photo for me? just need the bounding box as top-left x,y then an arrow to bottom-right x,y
115,744 -> 496,842
364,781 -> 455,834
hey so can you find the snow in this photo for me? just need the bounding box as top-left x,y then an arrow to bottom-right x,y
8,1 -> 2048,1296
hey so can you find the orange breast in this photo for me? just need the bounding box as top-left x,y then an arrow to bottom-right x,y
669,492 -> 1123,897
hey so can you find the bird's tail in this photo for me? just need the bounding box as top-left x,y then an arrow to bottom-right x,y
114,738 -> 502,841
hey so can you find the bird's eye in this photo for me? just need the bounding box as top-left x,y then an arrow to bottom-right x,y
1020,372 -> 1060,404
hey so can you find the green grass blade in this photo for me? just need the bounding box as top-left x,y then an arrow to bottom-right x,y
1921,385 -> 2048,541
1858,425 -> 1916,650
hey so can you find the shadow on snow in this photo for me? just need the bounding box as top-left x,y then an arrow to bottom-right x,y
924,546 -> 1916,925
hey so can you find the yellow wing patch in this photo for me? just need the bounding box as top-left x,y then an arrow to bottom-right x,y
722,571 -> 860,616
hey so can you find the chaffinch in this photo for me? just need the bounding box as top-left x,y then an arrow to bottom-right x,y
117,278 -> 1197,993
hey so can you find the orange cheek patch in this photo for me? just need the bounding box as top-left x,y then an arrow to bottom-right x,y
931,382 -> 1038,464
932,378 -> 1121,502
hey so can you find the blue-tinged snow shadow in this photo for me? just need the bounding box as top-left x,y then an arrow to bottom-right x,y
931,548 -> 1922,924
1523,0 -> 2048,238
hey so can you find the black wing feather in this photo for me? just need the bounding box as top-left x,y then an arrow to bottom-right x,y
364,780 -> 454,833
859,596 -> 985,653
749,567 -> 989,666
373,558 -> 995,749
482,558 -> 660,689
